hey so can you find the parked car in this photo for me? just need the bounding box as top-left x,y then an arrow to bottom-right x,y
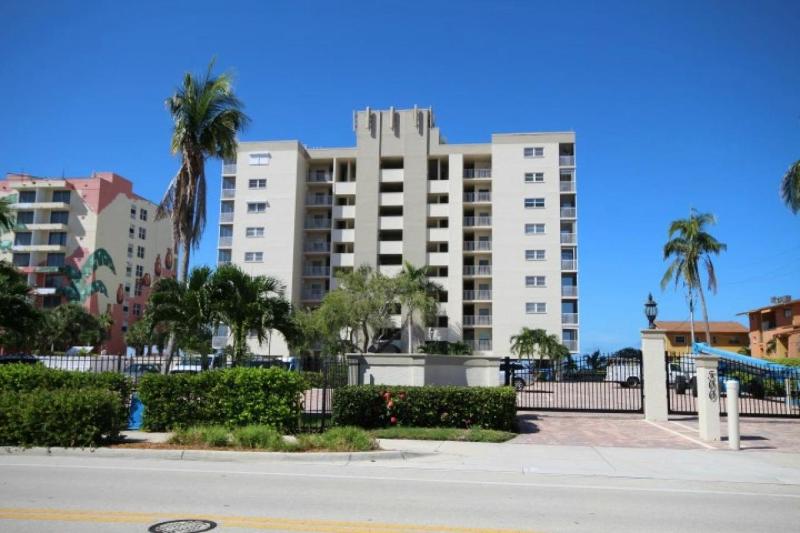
499,359 -> 551,391
0,353 -> 39,365
604,359 -> 642,387
170,354 -> 225,373
125,362 -> 161,382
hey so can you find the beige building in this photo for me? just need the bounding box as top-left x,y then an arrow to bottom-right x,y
0,172 -> 174,354
216,107 -> 578,357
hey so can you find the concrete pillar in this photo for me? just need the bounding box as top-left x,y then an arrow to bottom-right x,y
641,329 -> 669,422
695,355 -> 721,442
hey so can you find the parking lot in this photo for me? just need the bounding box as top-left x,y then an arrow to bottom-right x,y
516,381 -> 643,412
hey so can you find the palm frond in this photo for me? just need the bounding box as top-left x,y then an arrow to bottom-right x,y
781,161 -> 800,214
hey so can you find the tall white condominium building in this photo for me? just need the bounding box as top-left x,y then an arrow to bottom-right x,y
217,107 -> 578,357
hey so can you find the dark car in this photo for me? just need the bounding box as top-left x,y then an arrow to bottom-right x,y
499,360 -> 551,391
0,354 -> 39,365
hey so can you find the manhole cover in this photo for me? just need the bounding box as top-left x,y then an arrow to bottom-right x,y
148,519 -> 217,533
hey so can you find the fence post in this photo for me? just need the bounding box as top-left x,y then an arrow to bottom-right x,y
726,379 -> 740,450
504,356 -> 511,386
641,329 -> 668,421
695,355 -> 721,442
320,359 -> 328,432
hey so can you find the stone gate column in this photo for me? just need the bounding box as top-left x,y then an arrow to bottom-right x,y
695,355 -> 721,441
641,329 -> 668,422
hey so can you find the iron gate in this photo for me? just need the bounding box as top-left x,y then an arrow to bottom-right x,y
665,353 -> 800,418
506,354 -> 644,413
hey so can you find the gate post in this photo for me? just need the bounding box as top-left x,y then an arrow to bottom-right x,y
695,355 -> 721,442
641,329 -> 669,421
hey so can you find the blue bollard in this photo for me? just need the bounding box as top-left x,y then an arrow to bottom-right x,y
128,393 -> 144,430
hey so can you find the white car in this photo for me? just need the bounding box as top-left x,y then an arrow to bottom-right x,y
604,360 -> 642,387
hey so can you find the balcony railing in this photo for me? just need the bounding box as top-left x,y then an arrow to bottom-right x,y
463,265 -> 492,276
304,241 -> 331,253
561,286 -> 578,297
303,266 -> 331,277
463,240 -> 492,251
559,181 -> 575,192
463,216 -> 492,227
463,315 -> 492,326
304,219 -> 331,229
218,236 -> 233,248
559,155 -> 575,166
306,195 -> 332,206
563,340 -> 579,352
561,260 -> 578,270
467,339 -> 492,351
307,173 -> 333,183
221,188 -> 235,199
463,169 -> 492,179
560,233 -> 576,244
463,192 -> 492,202
562,313 -> 579,325
463,289 -> 492,301
560,207 -> 576,218
302,290 -> 326,301
220,212 -> 234,223
222,163 -> 237,174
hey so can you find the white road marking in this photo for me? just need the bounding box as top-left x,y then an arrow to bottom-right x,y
644,419 -> 716,449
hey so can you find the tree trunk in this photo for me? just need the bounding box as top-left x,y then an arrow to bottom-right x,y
696,284 -> 713,348
361,323 -> 369,353
407,311 -> 413,354
180,240 -> 191,283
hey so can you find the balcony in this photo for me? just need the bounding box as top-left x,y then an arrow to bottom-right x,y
304,218 -> 331,230
220,212 -> 234,223
428,180 -> 449,194
332,228 -> 355,242
306,195 -> 332,206
218,236 -> 232,248
379,264 -> 403,277
464,315 -> 492,326
463,169 -> 492,179
30,266 -> 61,273
427,252 -> 449,266
427,228 -> 449,241
463,265 -> 492,276
380,192 -> 404,206
333,181 -> 357,195
10,201 -> 70,210
463,216 -> 492,227
562,313 -> 579,325
15,221 -> 67,231
563,340 -> 579,352
332,253 -> 354,267
303,266 -> 330,277
379,169 -> 404,182
463,240 -> 492,251
32,287 -> 57,296
379,241 -> 403,255
463,290 -> 492,301
307,172 -> 333,183
304,241 -> 331,253
467,339 -> 492,351
561,286 -> 578,297
221,188 -> 235,199
463,192 -> 491,203
302,289 -> 326,301
559,155 -> 575,166
12,243 -> 66,253
222,163 -> 237,175
560,233 -> 576,244
427,203 -> 449,217
560,207 -> 576,218
561,260 -> 578,270
333,205 -> 355,219
559,181 -> 575,193
378,216 -> 403,230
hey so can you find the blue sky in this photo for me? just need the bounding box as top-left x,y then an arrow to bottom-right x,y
2,1 -> 798,351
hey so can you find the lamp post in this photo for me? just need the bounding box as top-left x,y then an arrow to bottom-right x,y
644,293 -> 658,329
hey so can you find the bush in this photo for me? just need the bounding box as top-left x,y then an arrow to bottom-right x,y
137,367 -> 305,432
0,388 -> 124,447
171,425 -> 231,447
299,371 -> 324,389
297,426 -> 377,452
232,425 -> 286,450
332,385 -> 517,431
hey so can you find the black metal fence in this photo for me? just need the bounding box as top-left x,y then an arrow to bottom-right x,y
507,354 -> 644,413
299,357 -> 353,432
665,353 -> 800,418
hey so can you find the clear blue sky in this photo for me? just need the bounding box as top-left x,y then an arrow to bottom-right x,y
2,0 -> 798,351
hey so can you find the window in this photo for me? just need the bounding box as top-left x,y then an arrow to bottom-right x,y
525,276 -> 546,287
524,198 -> 545,208
730,337 -> 741,345
123,303 -> 129,316
125,283 -> 131,295
126,264 -> 132,277
135,265 -> 144,278
248,178 -> 267,189
437,316 -> 448,328
525,223 -> 545,235
139,209 -> 148,222
48,232 -> 67,246
14,232 -> 32,245
247,202 -> 267,213
244,251 -> 263,262
46,253 -> 65,267
121,321 -> 128,333
12,253 -> 30,267
134,281 -> 143,297
19,191 -> 36,203
138,227 -> 146,240
785,308 -> 793,319
246,227 -> 265,238
133,303 -> 142,317
136,246 -> 145,259
524,147 -> 544,158
523,147 -> 534,158
130,205 -> 137,219
526,302 -> 547,314
127,244 -> 133,258
525,172 -> 544,183
525,249 -> 546,261
50,211 -> 68,224
248,152 -> 271,166
675,335 -> 686,345
52,190 -> 70,203
129,225 -> 135,238
16,211 -> 34,225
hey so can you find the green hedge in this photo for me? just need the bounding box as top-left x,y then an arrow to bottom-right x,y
0,363 -> 131,399
0,388 -> 124,447
332,385 -> 517,431
137,367 -> 305,432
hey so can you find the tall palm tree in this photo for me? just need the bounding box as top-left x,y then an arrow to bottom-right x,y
780,160 -> 800,214
661,209 -> 727,347
510,327 -> 569,377
0,198 -> 15,233
157,60 -> 249,282
396,261 -> 442,353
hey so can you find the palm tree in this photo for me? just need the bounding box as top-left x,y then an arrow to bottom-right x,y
396,261 -> 442,353
0,198 -> 15,233
661,209 -> 727,347
780,160 -> 800,214
0,261 -> 40,351
510,327 -> 570,378
157,60 -> 249,282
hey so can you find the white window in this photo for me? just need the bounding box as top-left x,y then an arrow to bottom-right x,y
129,225 -> 135,238
244,251 -> 263,262
248,178 -> 267,189
125,264 -> 132,277
247,202 -> 267,213
534,147 -> 544,157
524,147 -> 544,158
139,209 -> 148,222
524,198 -> 545,209
130,206 -> 137,219
525,276 -> 546,287
248,152 -> 271,166
526,302 -> 547,314
138,227 -> 147,239
525,249 -> 546,261
136,246 -> 145,259
523,147 -> 534,157
524,172 -> 544,183
246,227 -> 265,238
125,283 -> 131,295
525,223 -> 545,235
127,244 -> 133,258
135,265 -> 144,278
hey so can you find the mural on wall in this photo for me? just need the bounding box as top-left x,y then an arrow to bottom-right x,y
55,248 -> 117,302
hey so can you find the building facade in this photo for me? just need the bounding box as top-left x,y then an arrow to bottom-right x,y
656,320 -> 749,354
0,172 -> 174,354
739,297 -> 800,358
216,107 -> 578,357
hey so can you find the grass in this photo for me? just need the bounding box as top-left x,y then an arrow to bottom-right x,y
370,426 -> 516,443
168,425 -> 376,452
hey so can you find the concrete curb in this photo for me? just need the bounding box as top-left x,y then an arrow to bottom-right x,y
1,446 -> 411,464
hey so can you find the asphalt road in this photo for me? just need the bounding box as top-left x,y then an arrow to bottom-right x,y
1,454 -> 799,533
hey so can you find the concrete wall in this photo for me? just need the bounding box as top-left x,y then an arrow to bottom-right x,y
348,353 -> 501,387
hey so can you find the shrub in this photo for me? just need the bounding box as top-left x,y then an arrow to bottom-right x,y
332,385 -> 517,431
299,371 -> 324,389
0,388 -> 124,447
138,367 -> 305,432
